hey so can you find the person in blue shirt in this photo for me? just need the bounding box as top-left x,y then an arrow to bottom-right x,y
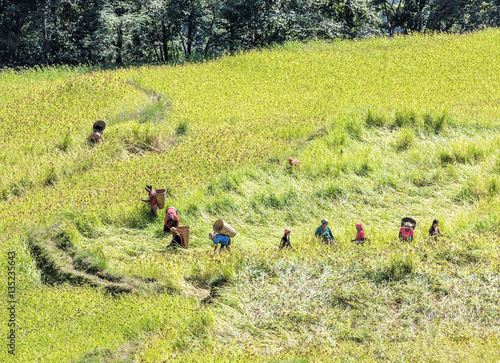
315,219 -> 336,244
209,233 -> 231,252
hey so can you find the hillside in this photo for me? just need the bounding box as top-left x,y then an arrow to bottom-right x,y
1,29 -> 499,362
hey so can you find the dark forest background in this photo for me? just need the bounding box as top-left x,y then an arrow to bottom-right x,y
1,0 -> 499,67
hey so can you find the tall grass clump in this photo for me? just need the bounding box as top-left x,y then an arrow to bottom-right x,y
57,131 -> 74,151
374,254 -> 415,282
44,166 -> 59,186
176,120 -> 189,136
439,141 -> 486,165
423,111 -> 448,133
393,128 -> 415,151
73,250 -> 107,274
393,109 -> 418,128
365,109 -> 388,128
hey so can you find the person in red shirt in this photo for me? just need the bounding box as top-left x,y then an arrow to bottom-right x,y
399,222 -> 414,241
141,185 -> 157,216
352,223 -> 365,245
164,207 -> 179,232
164,207 -> 181,247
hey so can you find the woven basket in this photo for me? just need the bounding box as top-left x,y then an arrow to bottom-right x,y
93,120 -> 106,132
401,217 -> 417,229
213,219 -> 237,237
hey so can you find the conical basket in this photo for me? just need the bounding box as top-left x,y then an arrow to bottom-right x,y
401,217 -> 417,229
213,219 -> 237,237
177,226 -> 190,249
93,120 -> 106,132
155,189 -> 166,209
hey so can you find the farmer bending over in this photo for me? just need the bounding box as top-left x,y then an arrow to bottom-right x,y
90,130 -> 104,143
164,207 -> 179,233
399,222 -> 414,241
429,219 -> 443,238
288,158 -> 300,170
164,207 -> 181,247
352,223 -> 365,245
279,228 -> 292,249
209,233 -> 231,252
141,185 -> 157,217
315,219 -> 336,244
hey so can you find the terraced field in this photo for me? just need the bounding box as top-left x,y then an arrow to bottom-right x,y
1,30 -> 499,362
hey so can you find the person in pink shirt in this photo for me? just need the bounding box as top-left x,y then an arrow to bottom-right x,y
399,222 -> 414,241
351,223 -> 366,245
288,158 -> 300,170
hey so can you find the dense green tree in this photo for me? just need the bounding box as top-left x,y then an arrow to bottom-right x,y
374,0 -> 500,35
0,0 -> 498,66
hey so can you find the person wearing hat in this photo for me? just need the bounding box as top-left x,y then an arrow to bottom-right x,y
315,219 -> 336,244
279,228 -> 292,249
399,222 -> 414,241
141,185 -> 157,217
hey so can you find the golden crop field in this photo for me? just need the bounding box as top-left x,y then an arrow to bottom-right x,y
0,29 -> 499,362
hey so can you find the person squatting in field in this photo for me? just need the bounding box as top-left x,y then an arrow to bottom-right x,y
164,207 -> 181,247
429,219 -> 443,238
279,228 -> 292,249
90,120 -> 106,143
209,233 -> 231,252
399,222 -> 414,241
315,219 -> 336,244
90,130 -> 104,143
141,185 -> 157,216
352,223 -> 366,245
288,158 -> 300,170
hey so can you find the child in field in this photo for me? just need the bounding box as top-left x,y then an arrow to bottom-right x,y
399,222 -> 414,241
279,228 -> 292,249
352,223 -> 365,245
141,185 -> 157,217
429,219 -> 443,238
209,233 -> 231,252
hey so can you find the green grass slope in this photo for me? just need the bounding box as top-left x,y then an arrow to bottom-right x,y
0,29 -> 499,362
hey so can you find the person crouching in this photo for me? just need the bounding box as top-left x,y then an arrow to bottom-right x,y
399,222 -> 414,241
279,228 -> 292,249
164,207 -> 181,247
352,223 -> 366,245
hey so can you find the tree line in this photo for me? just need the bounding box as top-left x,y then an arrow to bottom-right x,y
1,0 -> 499,67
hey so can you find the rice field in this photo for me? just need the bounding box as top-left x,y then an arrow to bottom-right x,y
0,29 -> 499,362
